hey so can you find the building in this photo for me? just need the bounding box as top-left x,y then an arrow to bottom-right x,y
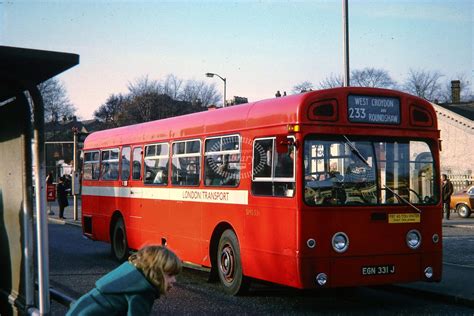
432,80 -> 474,190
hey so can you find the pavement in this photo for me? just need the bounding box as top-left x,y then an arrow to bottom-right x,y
47,198 -> 474,307
393,216 -> 474,307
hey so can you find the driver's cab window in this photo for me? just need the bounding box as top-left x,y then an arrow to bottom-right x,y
304,139 -> 376,205
252,136 -> 295,197
303,137 -> 437,206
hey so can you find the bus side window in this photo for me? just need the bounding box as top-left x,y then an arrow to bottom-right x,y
204,135 -> 240,187
144,143 -> 169,185
171,139 -> 201,186
101,149 -> 119,181
83,151 -> 99,180
121,146 -> 131,180
132,147 -> 142,180
252,137 -> 295,197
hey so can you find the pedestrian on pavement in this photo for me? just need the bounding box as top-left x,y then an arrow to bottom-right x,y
442,174 -> 454,220
57,176 -> 69,219
67,245 -> 182,316
46,171 -> 54,185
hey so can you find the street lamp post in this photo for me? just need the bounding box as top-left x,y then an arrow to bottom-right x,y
342,0 -> 350,87
205,72 -> 226,107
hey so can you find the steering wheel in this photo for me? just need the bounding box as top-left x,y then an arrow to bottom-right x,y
304,187 -> 317,205
407,188 -> 422,203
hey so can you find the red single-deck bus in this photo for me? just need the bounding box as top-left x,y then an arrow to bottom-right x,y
81,87 -> 442,294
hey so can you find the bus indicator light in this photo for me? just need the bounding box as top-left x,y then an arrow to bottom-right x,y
287,124 -> 300,133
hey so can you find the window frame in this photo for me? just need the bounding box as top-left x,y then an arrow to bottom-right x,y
100,148 -> 120,181
143,142 -> 170,186
120,146 -> 131,181
252,136 -> 296,182
171,139 -> 202,186
251,136 -> 296,198
83,150 -> 100,180
131,146 -> 143,181
204,134 -> 241,187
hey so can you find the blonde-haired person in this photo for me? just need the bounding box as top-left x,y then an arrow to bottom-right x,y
67,245 -> 182,316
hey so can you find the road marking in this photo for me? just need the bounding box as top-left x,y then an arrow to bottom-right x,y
443,262 -> 474,269
443,236 -> 474,239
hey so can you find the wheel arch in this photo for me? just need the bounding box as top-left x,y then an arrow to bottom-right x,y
455,202 -> 471,212
208,222 -> 236,282
109,210 -> 124,242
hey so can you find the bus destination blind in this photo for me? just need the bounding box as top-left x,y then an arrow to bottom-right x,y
348,95 -> 400,124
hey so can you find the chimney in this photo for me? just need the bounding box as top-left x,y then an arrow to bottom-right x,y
451,80 -> 461,103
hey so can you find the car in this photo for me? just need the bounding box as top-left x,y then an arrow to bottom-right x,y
450,185 -> 474,218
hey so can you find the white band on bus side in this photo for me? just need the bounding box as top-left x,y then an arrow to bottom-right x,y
82,186 -> 249,205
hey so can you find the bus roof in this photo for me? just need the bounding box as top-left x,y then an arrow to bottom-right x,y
83,87 -> 437,149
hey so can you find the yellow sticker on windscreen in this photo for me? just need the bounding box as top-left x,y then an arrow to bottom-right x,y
388,213 -> 420,223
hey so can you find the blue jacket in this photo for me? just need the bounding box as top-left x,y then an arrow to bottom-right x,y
67,262 -> 159,316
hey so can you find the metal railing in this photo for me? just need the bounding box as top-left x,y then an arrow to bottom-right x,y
29,284 -> 76,315
447,174 -> 474,193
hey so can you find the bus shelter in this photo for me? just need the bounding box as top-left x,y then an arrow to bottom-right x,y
0,46 -> 79,315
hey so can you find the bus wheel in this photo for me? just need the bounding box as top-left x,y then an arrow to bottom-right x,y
111,217 -> 129,262
457,204 -> 471,218
217,229 -> 250,295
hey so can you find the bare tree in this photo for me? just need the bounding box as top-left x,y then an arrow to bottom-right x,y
292,81 -> 314,94
403,69 -> 444,101
94,73 -> 219,127
199,82 -> 221,107
127,75 -> 162,96
351,67 -> 396,88
119,92 -> 205,125
319,73 -> 343,89
318,68 -> 396,90
38,78 -> 76,122
94,94 -> 126,127
162,74 -> 183,100
181,79 -> 220,107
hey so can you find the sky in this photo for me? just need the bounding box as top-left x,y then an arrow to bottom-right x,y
1,0 -> 472,120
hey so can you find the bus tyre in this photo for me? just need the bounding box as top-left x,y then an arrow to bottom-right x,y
457,204 -> 471,218
111,217 -> 129,262
217,229 -> 250,295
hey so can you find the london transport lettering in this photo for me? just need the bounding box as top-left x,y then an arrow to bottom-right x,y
81,186 -> 249,205
182,190 -> 229,201
348,95 -> 400,124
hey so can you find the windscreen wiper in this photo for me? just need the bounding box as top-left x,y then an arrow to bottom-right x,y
383,185 -> 421,213
343,135 -> 370,167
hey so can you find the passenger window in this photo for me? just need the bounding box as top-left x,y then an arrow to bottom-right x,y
144,143 -> 169,185
252,137 -> 295,197
83,151 -> 100,180
171,139 -> 201,186
121,147 -> 131,180
100,148 -> 120,180
204,135 -> 240,187
132,147 -> 142,180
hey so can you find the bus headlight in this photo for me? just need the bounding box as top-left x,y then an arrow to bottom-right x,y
332,232 -> 349,253
316,273 -> 327,286
406,229 -> 421,249
424,267 -> 433,279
